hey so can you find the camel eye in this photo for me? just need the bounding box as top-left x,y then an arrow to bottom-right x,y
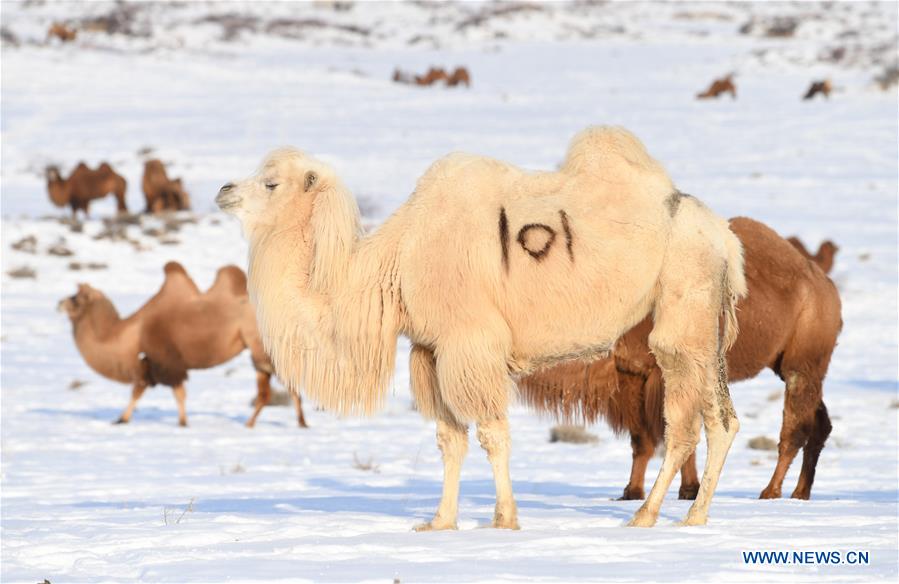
265,182 -> 278,191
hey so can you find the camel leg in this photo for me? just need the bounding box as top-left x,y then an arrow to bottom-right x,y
791,401 -> 831,500
620,432 -> 654,500
414,418 -> 469,531
681,354 -> 740,526
477,417 -> 519,529
246,371 -> 271,428
678,452 -> 700,500
172,384 -> 188,427
115,382 -> 147,424
629,372 -> 702,527
760,372 -> 818,499
292,391 -> 309,428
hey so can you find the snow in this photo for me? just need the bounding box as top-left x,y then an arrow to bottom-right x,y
1,1 -> 897,582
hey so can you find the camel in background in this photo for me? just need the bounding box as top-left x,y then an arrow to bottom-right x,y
46,162 -> 128,217
59,263 -> 305,427
142,159 -> 192,213
520,217 -> 842,501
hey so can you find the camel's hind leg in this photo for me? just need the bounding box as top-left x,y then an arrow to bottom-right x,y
760,372 -> 824,499
682,354 -> 740,526
172,384 -> 188,427
791,401 -> 831,500
291,391 -> 309,428
115,382 -> 147,424
631,252 -> 739,526
621,432 -> 655,500
246,371 -> 272,428
679,452 -> 700,500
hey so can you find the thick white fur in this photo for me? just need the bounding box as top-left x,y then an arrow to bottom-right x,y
221,126 -> 747,528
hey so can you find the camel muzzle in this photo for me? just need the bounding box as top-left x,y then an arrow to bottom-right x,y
215,184 -> 240,211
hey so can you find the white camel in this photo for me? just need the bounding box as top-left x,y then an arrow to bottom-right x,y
217,126 -> 747,529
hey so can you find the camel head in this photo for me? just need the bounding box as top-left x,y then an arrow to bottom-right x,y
58,283 -> 106,321
215,148 -> 352,240
45,165 -> 62,183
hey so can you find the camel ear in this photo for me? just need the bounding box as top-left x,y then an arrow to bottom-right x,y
304,171 -> 318,192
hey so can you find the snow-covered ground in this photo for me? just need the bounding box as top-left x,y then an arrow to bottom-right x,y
1,2 -> 897,582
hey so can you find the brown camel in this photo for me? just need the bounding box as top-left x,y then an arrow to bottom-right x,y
60,263 -> 305,427
787,236 -> 838,274
803,79 -> 833,100
521,217 -> 842,501
446,67 -> 471,87
142,159 -> 192,213
138,264 -> 307,428
414,66 -> 449,86
46,162 -> 128,217
697,74 -> 737,99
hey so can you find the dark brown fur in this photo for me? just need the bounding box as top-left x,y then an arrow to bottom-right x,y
142,159 -> 191,213
697,74 -> 736,100
520,217 -> 842,501
46,162 -> 128,216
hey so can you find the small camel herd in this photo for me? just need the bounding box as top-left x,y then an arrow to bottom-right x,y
46,158 -> 190,217
60,125 -> 842,531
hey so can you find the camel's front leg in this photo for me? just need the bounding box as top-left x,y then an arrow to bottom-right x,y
415,418 -> 468,531
477,417 -> 519,529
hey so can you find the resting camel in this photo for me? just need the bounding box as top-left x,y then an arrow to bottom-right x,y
520,217 -> 842,501
697,74 -> 737,99
217,126 -> 747,529
46,162 -> 128,217
787,236 -> 838,274
59,263 -> 305,427
142,159 -> 192,213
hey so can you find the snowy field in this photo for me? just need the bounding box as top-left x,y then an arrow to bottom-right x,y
1,1 -> 897,582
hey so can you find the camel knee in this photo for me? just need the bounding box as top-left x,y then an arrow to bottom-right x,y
437,420 -> 469,459
476,418 -> 510,458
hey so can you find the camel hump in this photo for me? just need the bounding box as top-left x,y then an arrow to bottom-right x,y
97,162 -> 114,173
163,261 -> 188,276
561,126 -> 668,179
209,265 -> 248,297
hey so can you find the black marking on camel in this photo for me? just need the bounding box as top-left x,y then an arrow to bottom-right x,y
517,224 -> 557,260
499,207 -> 510,271
666,189 -> 693,217
559,210 -> 574,262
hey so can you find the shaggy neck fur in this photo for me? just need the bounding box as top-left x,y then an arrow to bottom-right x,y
247,186 -> 403,416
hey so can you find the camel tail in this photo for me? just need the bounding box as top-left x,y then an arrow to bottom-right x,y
721,224 -> 747,352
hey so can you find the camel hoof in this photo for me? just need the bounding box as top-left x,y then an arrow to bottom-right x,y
491,518 -> 520,530
618,487 -> 645,501
678,485 -> 700,500
413,520 -> 457,532
790,490 -> 810,500
298,421 -> 309,428
112,418 -> 129,425
679,513 -> 708,527
178,421 -> 188,428
627,509 -> 657,528
759,488 -> 781,499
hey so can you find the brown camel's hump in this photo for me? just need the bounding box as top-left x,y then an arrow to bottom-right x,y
162,261 -> 202,296
207,265 -> 249,297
